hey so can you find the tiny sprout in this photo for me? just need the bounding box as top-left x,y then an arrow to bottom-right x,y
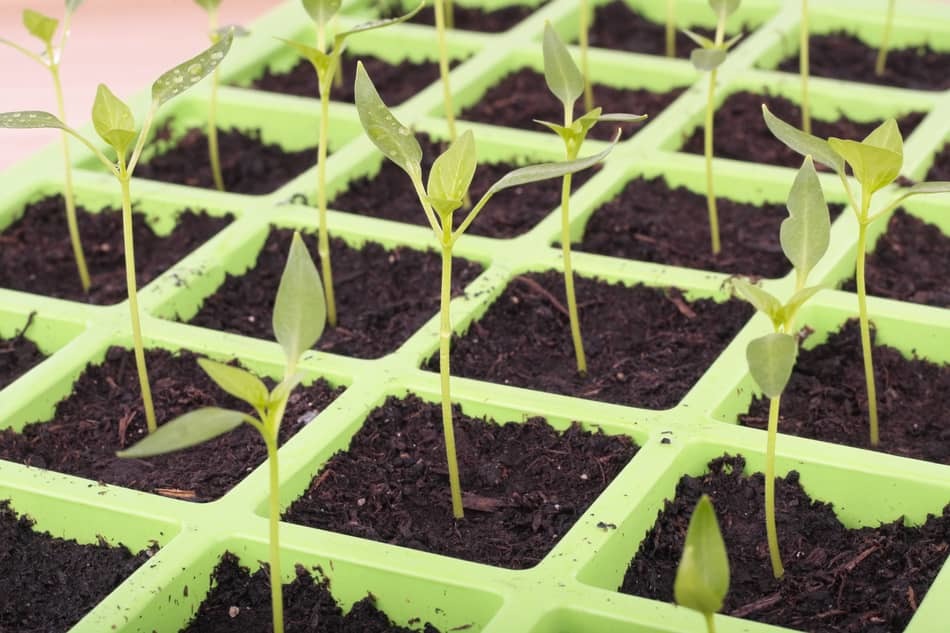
118,231 -> 325,633
538,22 -> 645,375
875,0 -> 897,76
674,494 -> 729,633
355,62 -> 617,520
685,0 -> 743,255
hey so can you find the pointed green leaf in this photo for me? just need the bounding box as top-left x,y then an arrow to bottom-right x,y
597,112 -> 648,123
747,332 -> 797,398
732,278 -> 783,326
0,110 -> 68,130
92,84 -> 136,155
269,371 -> 306,408
782,284 -> 826,326
534,119 -> 577,146
682,28 -> 714,49
116,408 -> 249,458
194,0 -> 222,11
65,0 -> 86,13
542,22 -> 583,108
863,118 -> 903,156
690,48 -> 727,71
280,37 -> 332,75
674,494 -> 730,616
335,2 -> 425,40
573,108 -> 604,140
273,232 -> 326,369
151,31 -> 233,107
827,138 -> 901,194
198,358 -> 269,410
781,156 -> 830,279
23,9 -> 58,44
355,61 -> 423,176
762,105 -> 844,174
427,130 -> 477,211
709,0 -> 741,17
302,0 -> 341,26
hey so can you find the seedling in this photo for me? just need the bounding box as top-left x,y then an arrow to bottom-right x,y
355,62 -> 617,519
1,1 -> 90,291
876,0 -> 897,76
684,0 -> 743,254
763,106 -> 950,448
0,34 -> 234,434
537,23 -> 645,374
117,232 -> 323,633
674,494 -> 729,633
800,0 -> 811,133
281,0 -> 423,328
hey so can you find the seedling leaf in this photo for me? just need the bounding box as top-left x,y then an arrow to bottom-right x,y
747,332 -> 797,398
863,118 -> 903,156
269,371 -> 306,407
427,130 -> 476,212
732,278 -> 783,326
355,62 -> 423,175
781,156 -> 830,278
198,358 -> 269,410
542,22 -> 584,107
273,232 -> 326,369
783,284 -> 826,326
152,31 -> 233,107
302,0 -> 341,26
690,48 -> 727,71
534,119 -> 575,144
682,28 -> 714,49
709,0 -> 741,16
92,84 -> 136,155
116,407 -> 248,458
0,110 -> 67,130
674,494 -> 730,615
335,2 -> 425,40
762,105 -> 844,174
280,37 -> 332,75
23,9 -> 58,43
827,138 -> 901,194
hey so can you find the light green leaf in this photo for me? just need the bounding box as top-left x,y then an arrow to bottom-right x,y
542,21 -> 584,108
781,156 -> 830,279
534,118 -> 576,145
355,61 -> 423,176
747,332 -> 797,399
116,407 -> 248,458
151,31 -> 233,107
280,37 -> 332,75
827,138 -> 901,194
762,105 -> 844,174
427,130 -> 477,213
335,2 -> 425,40
597,112 -> 648,123
427,196 -> 463,217
782,284 -> 826,326
573,108 -> 604,140
273,232 -> 326,369
92,84 -> 136,155
690,48 -> 727,71
709,0 -> 741,17
863,118 -> 903,156
197,358 -> 269,410
674,494 -> 730,616
65,0 -> 85,13
722,32 -> 743,50
681,28 -> 714,49
732,278 -> 783,326
23,9 -> 58,43
194,0 -> 222,11
269,371 -> 306,407
302,0 -> 341,26
0,110 -> 68,130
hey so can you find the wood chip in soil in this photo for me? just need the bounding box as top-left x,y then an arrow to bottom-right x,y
0,195 -> 230,304
136,125 -> 316,194
458,67 -> 683,141
396,2 -> 545,32
0,315 -> 46,391
926,142 -> 950,181
574,176 -> 844,277
620,455 -> 950,633
680,91 -> 926,169
331,135 -> 595,238
0,500 -> 158,633
840,209 -> 950,308
432,271 -> 752,409
284,394 -> 637,569
0,348 -> 343,501
186,229 -> 483,359
585,0 -> 724,57
740,320 -> 950,465
181,552 -> 441,633
776,33 -> 950,91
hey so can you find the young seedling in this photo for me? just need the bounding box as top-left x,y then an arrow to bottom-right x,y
733,155 -> 831,578
674,494 -> 729,633
281,0 -> 423,328
684,0 -> 743,254
578,0 -> 593,110
117,232 -> 323,633
537,23 -> 646,374
1,1 -> 90,292
0,34 -> 234,435
762,106 -> 950,448
800,0 -> 811,134
355,62 -> 617,519
875,0 -> 897,76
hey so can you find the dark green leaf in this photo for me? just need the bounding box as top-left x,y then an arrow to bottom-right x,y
674,494 -> 730,615
0,110 -> 67,130
116,408 -> 248,458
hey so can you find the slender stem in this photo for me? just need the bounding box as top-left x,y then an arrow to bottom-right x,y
330,16 -> 343,88
855,220 -> 879,446
579,0 -> 593,111
704,612 -> 717,633
264,433 -> 285,633
207,8 -> 224,192
317,75 -> 337,326
875,0 -> 896,76
445,0 -> 455,30
765,394 -> 785,579
800,0 -> 811,135
440,236 -> 464,519
704,69 -> 721,254
434,0 -> 457,142
127,104 -> 157,175
0,37 -> 46,66
666,0 -> 676,58
559,102 -> 586,374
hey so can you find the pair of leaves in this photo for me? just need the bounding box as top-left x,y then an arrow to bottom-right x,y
674,494 -> 730,616
733,279 -> 824,334
683,0 -> 743,71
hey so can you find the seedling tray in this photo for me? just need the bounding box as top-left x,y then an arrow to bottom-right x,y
1,0 -> 949,631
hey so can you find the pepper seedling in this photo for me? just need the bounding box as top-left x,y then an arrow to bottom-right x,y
537,23 -> 645,374
355,62 -> 618,519
281,0 -> 423,329
876,0 -> 897,76
762,106 -> 950,448
1,1 -> 90,292
0,33 -> 234,435
117,231 -> 324,633
684,0 -> 743,254
674,494 -> 730,633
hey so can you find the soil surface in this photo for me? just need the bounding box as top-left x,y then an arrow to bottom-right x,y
187,229 -> 483,359
776,33 -> 950,91
284,394 -> 637,568
0,195 -> 230,304
0,348 -> 343,501
0,500 -> 157,633
0,316 -> 46,391
458,67 -> 683,141
181,552 -> 440,632
586,0 -> 719,58
575,176 -> 843,277
331,136 -> 596,238
620,455 -> 950,633
402,2 -> 544,32
680,92 -> 926,169
841,209 -> 950,308
136,126 -> 316,194
430,271 -> 753,409
925,143 -> 950,181
740,320 -> 950,465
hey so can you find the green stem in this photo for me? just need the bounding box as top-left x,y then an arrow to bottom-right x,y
559,103 -> 586,374
666,0 -> 676,58
579,0 -> 593,111
704,612 -> 717,633
765,394 -> 785,579
875,0 -> 896,76
440,236 -> 464,519
704,69 -> 721,254
434,0 -> 458,142
855,220 -> 879,446
264,434 -> 285,633
800,0 -> 811,135
208,68 -> 225,191
445,0 -> 455,30
317,77 -> 337,327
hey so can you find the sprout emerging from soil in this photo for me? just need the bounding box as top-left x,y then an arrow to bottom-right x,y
0,1 -> 90,292
674,494 -> 729,633
0,33 -> 234,434
537,22 -> 645,374
118,231 -> 324,633
355,62 -> 617,519
875,0 -> 897,76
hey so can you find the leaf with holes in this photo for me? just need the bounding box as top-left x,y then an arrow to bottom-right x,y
152,31 -> 233,106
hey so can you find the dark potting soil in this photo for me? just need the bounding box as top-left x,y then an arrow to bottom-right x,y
429,271 -> 753,409
284,394 -> 637,569
680,91 -> 926,169
575,176 -> 844,278
0,316 -> 46,391
0,500 -> 157,633
187,229 -> 483,359
776,33 -> 950,91
136,126 -> 316,194
925,142 -> 950,181
401,2 -> 545,32
0,195 -> 230,304
331,136 -> 596,238
586,1 -> 720,58
0,348 -> 343,501
840,209 -> 950,308
740,320 -> 950,465
251,52 -> 444,106
458,68 -> 683,142
620,455 -> 950,633
181,552 -> 440,633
